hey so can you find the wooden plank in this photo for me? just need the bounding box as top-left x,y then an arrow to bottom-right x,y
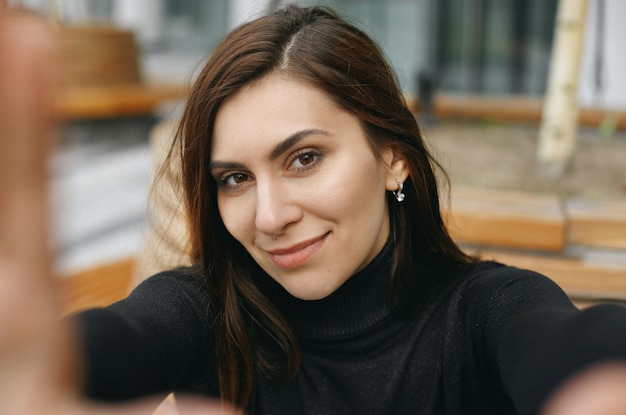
567,198 -> 626,249
406,93 -> 626,129
446,187 -> 566,251
477,249 -> 626,303
56,257 -> 135,315
54,82 -> 188,120
433,94 -> 543,124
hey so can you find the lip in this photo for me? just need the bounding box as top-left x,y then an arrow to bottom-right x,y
266,232 -> 329,269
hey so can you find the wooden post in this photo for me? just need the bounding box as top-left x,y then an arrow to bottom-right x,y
537,0 -> 588,175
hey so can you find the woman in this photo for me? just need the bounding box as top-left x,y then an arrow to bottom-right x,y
1,4 -> 625,415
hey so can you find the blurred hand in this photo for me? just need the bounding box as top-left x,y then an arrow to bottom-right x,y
0,8 -> 65,414
0,8 -> 239,415
541,363 -> 626,415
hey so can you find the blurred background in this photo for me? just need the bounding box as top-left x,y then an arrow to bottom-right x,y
6,0 -> 624,286
13,0 -> 624,102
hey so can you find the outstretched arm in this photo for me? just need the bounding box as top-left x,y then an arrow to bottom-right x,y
483,270 -> 626,415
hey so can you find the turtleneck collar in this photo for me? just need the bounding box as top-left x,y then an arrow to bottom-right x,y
256,236 -> 395,342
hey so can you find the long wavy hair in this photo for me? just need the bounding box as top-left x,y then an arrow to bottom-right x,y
166,5 -> 476,407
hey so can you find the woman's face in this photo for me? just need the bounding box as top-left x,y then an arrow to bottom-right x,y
211,74 -> 406,300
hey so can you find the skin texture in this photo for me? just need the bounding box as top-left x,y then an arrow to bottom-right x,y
211,73 -> 408,300
541,363 -> 626,415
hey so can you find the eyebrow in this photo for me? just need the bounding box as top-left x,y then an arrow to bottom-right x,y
209,128 -> 331,171
269,128 -> 331,160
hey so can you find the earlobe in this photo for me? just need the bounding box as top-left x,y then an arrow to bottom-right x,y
384,156 -> 409,192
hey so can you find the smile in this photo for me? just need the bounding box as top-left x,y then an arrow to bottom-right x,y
266,232 -> 329,269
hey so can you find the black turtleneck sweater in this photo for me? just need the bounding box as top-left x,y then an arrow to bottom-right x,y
76,241 -> 626,414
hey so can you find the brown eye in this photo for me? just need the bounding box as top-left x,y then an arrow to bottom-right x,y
290,149 -> 323,171
218,172 -> 252,191
298,153 -> 315,166
232,173 -> 247,184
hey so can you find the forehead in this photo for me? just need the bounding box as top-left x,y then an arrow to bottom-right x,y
211,74 -> 361,159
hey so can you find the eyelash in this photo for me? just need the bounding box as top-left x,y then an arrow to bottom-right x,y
288,148 -> 324,172
217,172 -> 250,191
215,148 -> 325,192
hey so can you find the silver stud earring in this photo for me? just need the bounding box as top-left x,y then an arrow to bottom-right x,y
393,181 -> 405,202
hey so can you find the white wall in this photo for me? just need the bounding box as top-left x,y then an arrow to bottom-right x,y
579,0 -> 626,110
112,0 -> 166,49
229,0 -> 272,28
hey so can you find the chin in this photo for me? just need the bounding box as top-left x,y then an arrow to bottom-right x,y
281,279 -> 343,301
290,292 -> 330,301
267,264 -> 352,301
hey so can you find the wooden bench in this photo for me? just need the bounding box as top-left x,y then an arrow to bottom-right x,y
445,187 -> 626,305
445,187 -> 566,252
56,257 -> 134,315
567,198 -> 626,250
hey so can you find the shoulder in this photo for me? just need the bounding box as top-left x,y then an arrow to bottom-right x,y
129,265 -> 207,302
118,265 -> 210,323
418,260 -> 575,340
456,260 -> 571,306
77,264 -> 211,328
132,265 -> 205,290
443,260 -> 576,332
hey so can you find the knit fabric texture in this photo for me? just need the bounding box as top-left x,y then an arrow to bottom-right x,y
76,241 -> 626,414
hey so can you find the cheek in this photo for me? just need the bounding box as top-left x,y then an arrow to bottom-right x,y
310,159 -> 388,218
217,195 -> 253,242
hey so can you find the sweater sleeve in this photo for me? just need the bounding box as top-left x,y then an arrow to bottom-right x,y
72,269 -> 218,402
477,264 -> 626,415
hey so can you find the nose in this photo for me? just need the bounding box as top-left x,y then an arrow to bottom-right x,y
254,179 -> 302,236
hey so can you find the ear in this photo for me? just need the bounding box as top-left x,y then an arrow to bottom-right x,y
380,146 -> 409,191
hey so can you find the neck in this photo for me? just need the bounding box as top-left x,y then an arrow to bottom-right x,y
257,237 -> 395,341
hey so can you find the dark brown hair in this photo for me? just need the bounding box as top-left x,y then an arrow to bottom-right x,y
168,5 -> 476,407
